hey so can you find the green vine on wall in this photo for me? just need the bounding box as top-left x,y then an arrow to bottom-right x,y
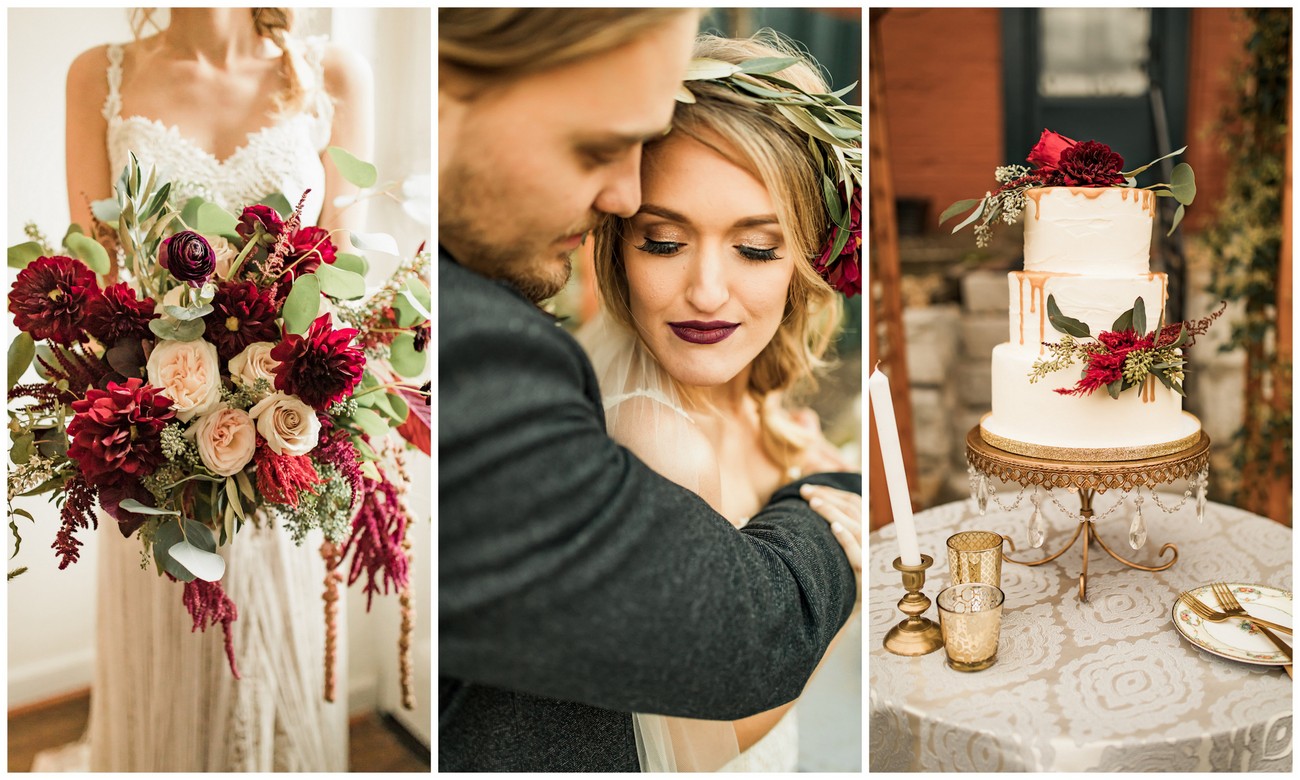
1203,8 -> 1291,512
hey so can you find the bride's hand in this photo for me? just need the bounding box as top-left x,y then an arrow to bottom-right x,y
787,407 -> 856,474
800,484 -> 862,602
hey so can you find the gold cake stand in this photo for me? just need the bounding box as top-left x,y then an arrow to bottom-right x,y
965,426 -> 1211,601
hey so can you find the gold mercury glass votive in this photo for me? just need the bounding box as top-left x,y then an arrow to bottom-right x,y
946,530 -> 1004,588
937,583 -> 1004,672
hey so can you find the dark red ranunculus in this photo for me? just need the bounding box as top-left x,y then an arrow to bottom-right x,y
1026,128 -> 1078,171
161,231 -> 216,287
285,226 -> 338,278
1057,140 -> 1126,187
84,283 -> 158,345
203,280 -> 283,360
236,205 -> 285,243
66,378 -> 175,488
271,314 -> 366,410
9,255 -> 100,346
98,478 -> 158,537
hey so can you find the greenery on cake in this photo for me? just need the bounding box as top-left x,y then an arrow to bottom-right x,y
1029,295 -> 1226,400
940,129 -> 1197,247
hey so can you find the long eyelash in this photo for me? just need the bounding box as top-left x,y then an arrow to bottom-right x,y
737,245 -> 781,262
635,238 -> 681,256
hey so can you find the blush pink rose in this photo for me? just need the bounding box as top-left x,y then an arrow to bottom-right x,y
190,407 -> 257,477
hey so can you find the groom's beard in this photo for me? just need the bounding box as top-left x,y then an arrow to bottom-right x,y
440,157 -> 592,304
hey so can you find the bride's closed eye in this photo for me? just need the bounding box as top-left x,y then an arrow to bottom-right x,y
635,237 -> 683,256
736,245 -> 781,262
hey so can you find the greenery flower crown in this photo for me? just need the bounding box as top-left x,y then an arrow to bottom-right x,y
678,56 -> 863,297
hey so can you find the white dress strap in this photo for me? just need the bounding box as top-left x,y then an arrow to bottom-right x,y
102,44 -> 124,122
604,388 -> 695,424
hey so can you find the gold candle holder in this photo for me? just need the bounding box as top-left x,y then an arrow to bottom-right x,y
883,554 -> 944,656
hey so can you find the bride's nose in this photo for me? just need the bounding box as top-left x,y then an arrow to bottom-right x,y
684,249 -> 729,313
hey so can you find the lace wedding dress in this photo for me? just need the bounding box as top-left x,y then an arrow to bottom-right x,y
35,36 -> 347,772
577,314 -> 799,773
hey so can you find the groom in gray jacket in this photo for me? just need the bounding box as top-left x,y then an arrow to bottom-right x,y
438,9 -> 860,771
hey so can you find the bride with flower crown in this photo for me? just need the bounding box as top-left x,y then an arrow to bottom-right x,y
54,8 -> 371,771
576,31 -> 862,772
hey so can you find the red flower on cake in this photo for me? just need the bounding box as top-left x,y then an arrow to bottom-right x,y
285,226 -> 338,278
271,314 -> 365,410
66,378 -> 175,487
203,281 -> 283,360
1055,329 -> 1153,397
1057,141 -> 1126,186
9,255 -> 101,346
84,283 -> 158,345
1026,128 -> 1078,171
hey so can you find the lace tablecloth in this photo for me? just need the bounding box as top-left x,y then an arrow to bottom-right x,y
869,495 -> 1293,772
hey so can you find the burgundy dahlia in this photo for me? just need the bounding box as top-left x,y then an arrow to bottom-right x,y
203,281 -> 283,360
1057,140 -> 1126,187
236,205 -> 285,243
160,231 -> 216,287
9,255 -> 100,346
271,314 -> 365,410
66,378 -> 175,488
813,189 -> 862,297
285,226 -> 338,278
84,283 -> 158,345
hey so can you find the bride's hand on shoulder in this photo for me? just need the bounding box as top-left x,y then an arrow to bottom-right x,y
799,484 -> 861,602
786,407 -> 856,474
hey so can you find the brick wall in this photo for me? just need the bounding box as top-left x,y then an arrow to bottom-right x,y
878,8 -> 1004,230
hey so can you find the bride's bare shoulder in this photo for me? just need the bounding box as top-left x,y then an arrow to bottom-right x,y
319,41 -> 372,103
66,44 -> 114,100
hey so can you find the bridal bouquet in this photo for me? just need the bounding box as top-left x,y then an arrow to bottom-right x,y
7,150 -> 429,701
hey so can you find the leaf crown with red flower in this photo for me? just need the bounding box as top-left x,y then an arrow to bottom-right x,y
678,54 -> 862,296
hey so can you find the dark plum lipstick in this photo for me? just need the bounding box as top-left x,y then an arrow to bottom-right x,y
669,320 -> 739,345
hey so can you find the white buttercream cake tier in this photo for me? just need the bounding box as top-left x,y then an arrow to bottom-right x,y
981,342 -> 1201,460
1024,187 -> 1155,275
1007,271 -> 1167,350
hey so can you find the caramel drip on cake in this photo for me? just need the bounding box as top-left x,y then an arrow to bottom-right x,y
1027,188 -> 1044,220
1141,374 -> 1156,403
1012,271 -> 1053,353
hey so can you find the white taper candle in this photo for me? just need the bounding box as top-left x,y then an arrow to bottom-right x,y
868,366 -> 922,566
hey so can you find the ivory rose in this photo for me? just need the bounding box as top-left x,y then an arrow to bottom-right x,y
230,342 -> 280,387
248,392 -> 320,456
146,338 -> 222,422
209,235 -> 239,278
190,407 -> 257,476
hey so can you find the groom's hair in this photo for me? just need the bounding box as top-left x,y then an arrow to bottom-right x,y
439,8 -> 692,82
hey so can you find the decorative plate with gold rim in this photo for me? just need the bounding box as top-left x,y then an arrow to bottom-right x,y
1171,583 -> 1293,666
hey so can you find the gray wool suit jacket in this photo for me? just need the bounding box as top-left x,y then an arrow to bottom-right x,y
438,247 -> 859,771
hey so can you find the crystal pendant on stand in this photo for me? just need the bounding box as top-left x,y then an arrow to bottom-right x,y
1128,493 -> 1147,550
976,473 -> 988,515
1195,469 -> 1208,524
1028,487 -> 1045,549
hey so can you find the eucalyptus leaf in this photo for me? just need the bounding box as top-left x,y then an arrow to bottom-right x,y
1111,307 -> 1134,334
348,230 -> 400,256
1120,145 -> 1189,178
257,191 -> 293,218
225,477 -> 246,522
149,317 -> 207,342
939,198 -> 982,227
64,233 -> 110,275
168,539 -> 226,582
165,303 -> 215,321
8,332 -> 36,389
91,197 -> 121,224
1046,295 -> 1091,338
282,273 -> 321,334
7,241 -> 44,269
350,406 -> 391,439
195,202 -> 239,236
396,279 -> 432,324
182,518 -> 218,552
1170,324 -> 1188,349
143,181 -> 173,221
1166,203 -> 1187,236
119,498 -> 180,516
1131,297 -> 1146,336
315,262 -> 367,300
1170,163 -> 1196,206
153,520 -> 194,582
1106,380 -> 1122,400
389,332 -> 427,378
326,146 -> 378,188
369,390 -> 397,420
386,391 -> 410,424
950,199 -> 987,235
235,470 -> 257,503
332,252 -> 368,276
11,432 -> 34,465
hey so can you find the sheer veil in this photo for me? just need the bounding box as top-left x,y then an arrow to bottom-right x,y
575,312 -> 741,771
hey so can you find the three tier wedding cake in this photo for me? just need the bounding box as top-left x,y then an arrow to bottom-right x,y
943,129 -> 1217,461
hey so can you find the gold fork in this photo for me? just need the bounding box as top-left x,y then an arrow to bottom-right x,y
1209,581 -> 1292,671
1179,591 -> 1293,635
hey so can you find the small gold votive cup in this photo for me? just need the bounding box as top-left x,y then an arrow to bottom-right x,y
946,530 -> 1004,588
936,583 -> 1004,672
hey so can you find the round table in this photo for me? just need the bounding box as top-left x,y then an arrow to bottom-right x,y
869,495 -> 1293,772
